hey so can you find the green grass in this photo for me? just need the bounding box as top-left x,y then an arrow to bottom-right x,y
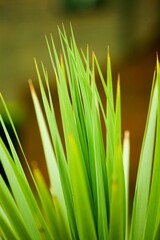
0,27 -> 160,240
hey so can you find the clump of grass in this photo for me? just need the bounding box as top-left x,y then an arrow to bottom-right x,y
0,27 -> 160,240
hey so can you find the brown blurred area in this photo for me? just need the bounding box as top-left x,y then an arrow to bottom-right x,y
0,0 -> 160,200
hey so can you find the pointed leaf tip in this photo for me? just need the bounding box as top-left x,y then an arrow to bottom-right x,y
28,79 -> 35,95
107,46 -> 111,65
156,54 -> 160,70
117,74 -> 121,95
156,52 -> 159,62
124,130 -> 130,139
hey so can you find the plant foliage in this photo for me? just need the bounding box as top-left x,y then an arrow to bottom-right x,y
0,27 -> 160,240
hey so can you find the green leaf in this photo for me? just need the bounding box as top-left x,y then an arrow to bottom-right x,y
0,140 -> 42,240
109,79 -> 125,240
0,94 -> 27,163
143,58 -> 160,239
29,81 -> 67,218
45,34 -> 79,239
0,206 -> 19,240
0,115 -> 53,239
130,77 -> 158,240
0,175 -> 31,240
106,51 -> 115,201
0,115 -> 24,175
33,167 -> 71,240
68,134 -> 97,240
91,82 -> 109,239
123,131 -> 130,240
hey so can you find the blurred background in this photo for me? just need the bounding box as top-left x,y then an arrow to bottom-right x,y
0,0 -> 160,200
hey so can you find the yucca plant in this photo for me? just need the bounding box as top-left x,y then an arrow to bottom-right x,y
0,27 -> 160,240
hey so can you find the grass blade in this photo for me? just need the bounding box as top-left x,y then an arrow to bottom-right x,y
68,134 -> 97,239
0,207 -> 19,240
29,81 -> 67,217
0,139 -> 42,240
106,51 -> 115,200
130,77 -> 158,240
36,60 -> 79,239
143,58 -> 160,239
91,82 -> 109,239
33,167 -> 71,240
0,175 -> 31,240
123,131 -> 130,240
109,79 -> 125,240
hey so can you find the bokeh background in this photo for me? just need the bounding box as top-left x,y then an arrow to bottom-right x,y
0,0 -> 160,201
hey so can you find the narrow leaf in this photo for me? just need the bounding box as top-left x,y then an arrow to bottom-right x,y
130,78 -> 158,240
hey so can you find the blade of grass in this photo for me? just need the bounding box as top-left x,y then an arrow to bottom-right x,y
29,81 -> 68,221
154,221 -> 160,240
68,134 -> 97,239
130,77 -> 158,240
93,53 -> 115,189
0,115 -> 24,175
0,94 -> 32,170
0,207 -> 18,240
0,139 -> 43,240
1,114 -> 55,239
143,58 -> 160,239
123,131 -> 130,240
0,94 -> 24,159
33,167 -> 71,240
109,79 -> 125,240
56,66 -> 96,238
59,30 -> 94,189
49,30 -> 93,210
0,115 -> 54,239
36,60 -> 79,239
50,31 -> 96,239
91,81 -> 109,239
0,94 -> 40,199
106,51 -> 115,200
0,175 -> 32,240
46,35 -> 81,239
